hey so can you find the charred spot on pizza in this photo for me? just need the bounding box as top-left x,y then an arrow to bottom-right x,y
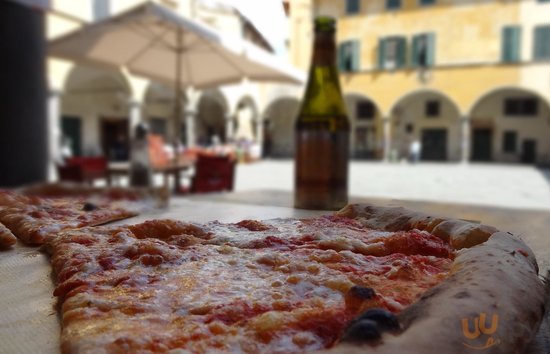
348,286 -> 375,300
82,202 -> 98,211
235,219 -> 273,231
355,308 -> 400,332
453,290 -> 470,299
341,319 -> 381,343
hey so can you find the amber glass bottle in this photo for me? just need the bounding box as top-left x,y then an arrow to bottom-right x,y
294,16 -> 350,210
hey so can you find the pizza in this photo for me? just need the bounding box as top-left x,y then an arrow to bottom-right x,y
0,183 -> 167,247
0,220 -> 16,248
41,203 -> 548,353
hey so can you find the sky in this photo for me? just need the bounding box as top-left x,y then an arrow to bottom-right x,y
222,0 -> 289,56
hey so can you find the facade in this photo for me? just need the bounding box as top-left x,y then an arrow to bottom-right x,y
46,0 -> 301,178
285,0 -> 550,164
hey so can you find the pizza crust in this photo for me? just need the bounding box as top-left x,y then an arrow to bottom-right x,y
337,204 -> 499,251
329,204 -> 548,354
18,182 -> 170,209
0,221 -> 17,248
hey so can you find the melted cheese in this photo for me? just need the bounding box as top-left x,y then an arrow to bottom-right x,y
48,216 -> 453,353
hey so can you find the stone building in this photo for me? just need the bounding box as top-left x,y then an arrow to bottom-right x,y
281,0 -> 550,164
46,0 -> 302,178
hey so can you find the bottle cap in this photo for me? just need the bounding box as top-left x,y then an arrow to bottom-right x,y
314,16 -> 336,33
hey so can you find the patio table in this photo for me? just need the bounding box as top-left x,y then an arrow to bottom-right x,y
1,190 -> 548,353
106,158 -> 194,194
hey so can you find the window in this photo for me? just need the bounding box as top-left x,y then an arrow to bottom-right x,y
405,123 -> 414,134
503,131 -> 517,153
149,118 -> 167,138
411,33 -> 436,67
92,0 -> 110,21
356,100 -> 375,120
538,0 -> 550,3
533,25 -> 550,60
425,100 -> 440,117
386,0 -> 401,10
419,0 -> 436,5
504,98 -> 538,116
501,26 -> 521,63
354,126 -> 377,158
378,37 -> 406,70
346,0 -> 360,14
338,40 -> 360,72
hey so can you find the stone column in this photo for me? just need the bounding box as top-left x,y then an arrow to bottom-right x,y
254,117 -> 264,158
382,116 -> 392,162
185,107 -> 197,147
460,116 -> 470,163
0,1 -> 47,186
128,100 -> 142,137
225,113 -> 234,143
183,87 -> 199,147
47,90 -> 62,181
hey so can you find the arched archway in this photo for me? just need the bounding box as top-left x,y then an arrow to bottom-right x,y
389,90 -> 461,161
197,89 -> 228,145
143,82 -> 187,143
62,65 -> 131,160
469,87 -> 550,164
344,93 -> 383,160
262,97 -> 301,157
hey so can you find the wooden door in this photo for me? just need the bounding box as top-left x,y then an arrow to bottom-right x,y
61,116 -> 82,156
421,128 -> 447,161
471,128 -> 492,162
521,139 -> 537,164
101,118 -> 129,161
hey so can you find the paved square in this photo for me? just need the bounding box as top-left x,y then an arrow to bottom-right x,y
235,160 -> 550,211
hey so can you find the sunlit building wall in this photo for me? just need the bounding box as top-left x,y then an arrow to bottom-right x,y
288,0 -> 550,164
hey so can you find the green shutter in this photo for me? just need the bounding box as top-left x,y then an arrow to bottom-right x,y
534,26 -> 550,60
338,43 -> 346,71
411,35 -> 420,67
502,26 -> 521,63
396,37 -> 407,68
426,32 -> 435,67
378,38 -> 386,69
411,34 -> 434,68
351,40 -> 360,71
338,41 -> 360,72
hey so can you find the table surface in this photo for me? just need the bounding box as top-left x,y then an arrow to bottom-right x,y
107,159 -> 194,173
1,190 -> 548,353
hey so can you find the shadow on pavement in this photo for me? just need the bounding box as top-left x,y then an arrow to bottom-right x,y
537,167 -> 550,187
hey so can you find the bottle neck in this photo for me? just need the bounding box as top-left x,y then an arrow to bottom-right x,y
311,32 -> 336,67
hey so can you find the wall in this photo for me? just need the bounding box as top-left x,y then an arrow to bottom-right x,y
471,90 -> 550,164
519,0 -> 550,104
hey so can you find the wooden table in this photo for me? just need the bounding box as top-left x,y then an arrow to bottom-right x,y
1,190 -> 548,353
107,158 -> 194,193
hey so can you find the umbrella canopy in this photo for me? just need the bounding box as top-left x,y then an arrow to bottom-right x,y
49,2 -> 304,144
49,2 -> 304,89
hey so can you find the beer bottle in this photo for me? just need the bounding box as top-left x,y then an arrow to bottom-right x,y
294,16 -> 350,210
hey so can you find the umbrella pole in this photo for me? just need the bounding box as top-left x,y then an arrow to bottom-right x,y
174,27 -> 183,154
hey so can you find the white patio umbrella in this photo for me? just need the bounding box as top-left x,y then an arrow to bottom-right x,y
49,2 -> 304,144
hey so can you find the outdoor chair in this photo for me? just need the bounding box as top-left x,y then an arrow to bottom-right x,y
57,156 -> 108,185
181,154 -> 236,194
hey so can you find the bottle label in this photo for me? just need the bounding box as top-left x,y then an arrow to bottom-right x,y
295,130 -> 349,210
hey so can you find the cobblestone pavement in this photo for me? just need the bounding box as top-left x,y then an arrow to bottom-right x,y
235,160 -> 550,211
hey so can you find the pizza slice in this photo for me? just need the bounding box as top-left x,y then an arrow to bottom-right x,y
0,182 -> 168,246
0,221 -> 17,248
43,204 -> 548,353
